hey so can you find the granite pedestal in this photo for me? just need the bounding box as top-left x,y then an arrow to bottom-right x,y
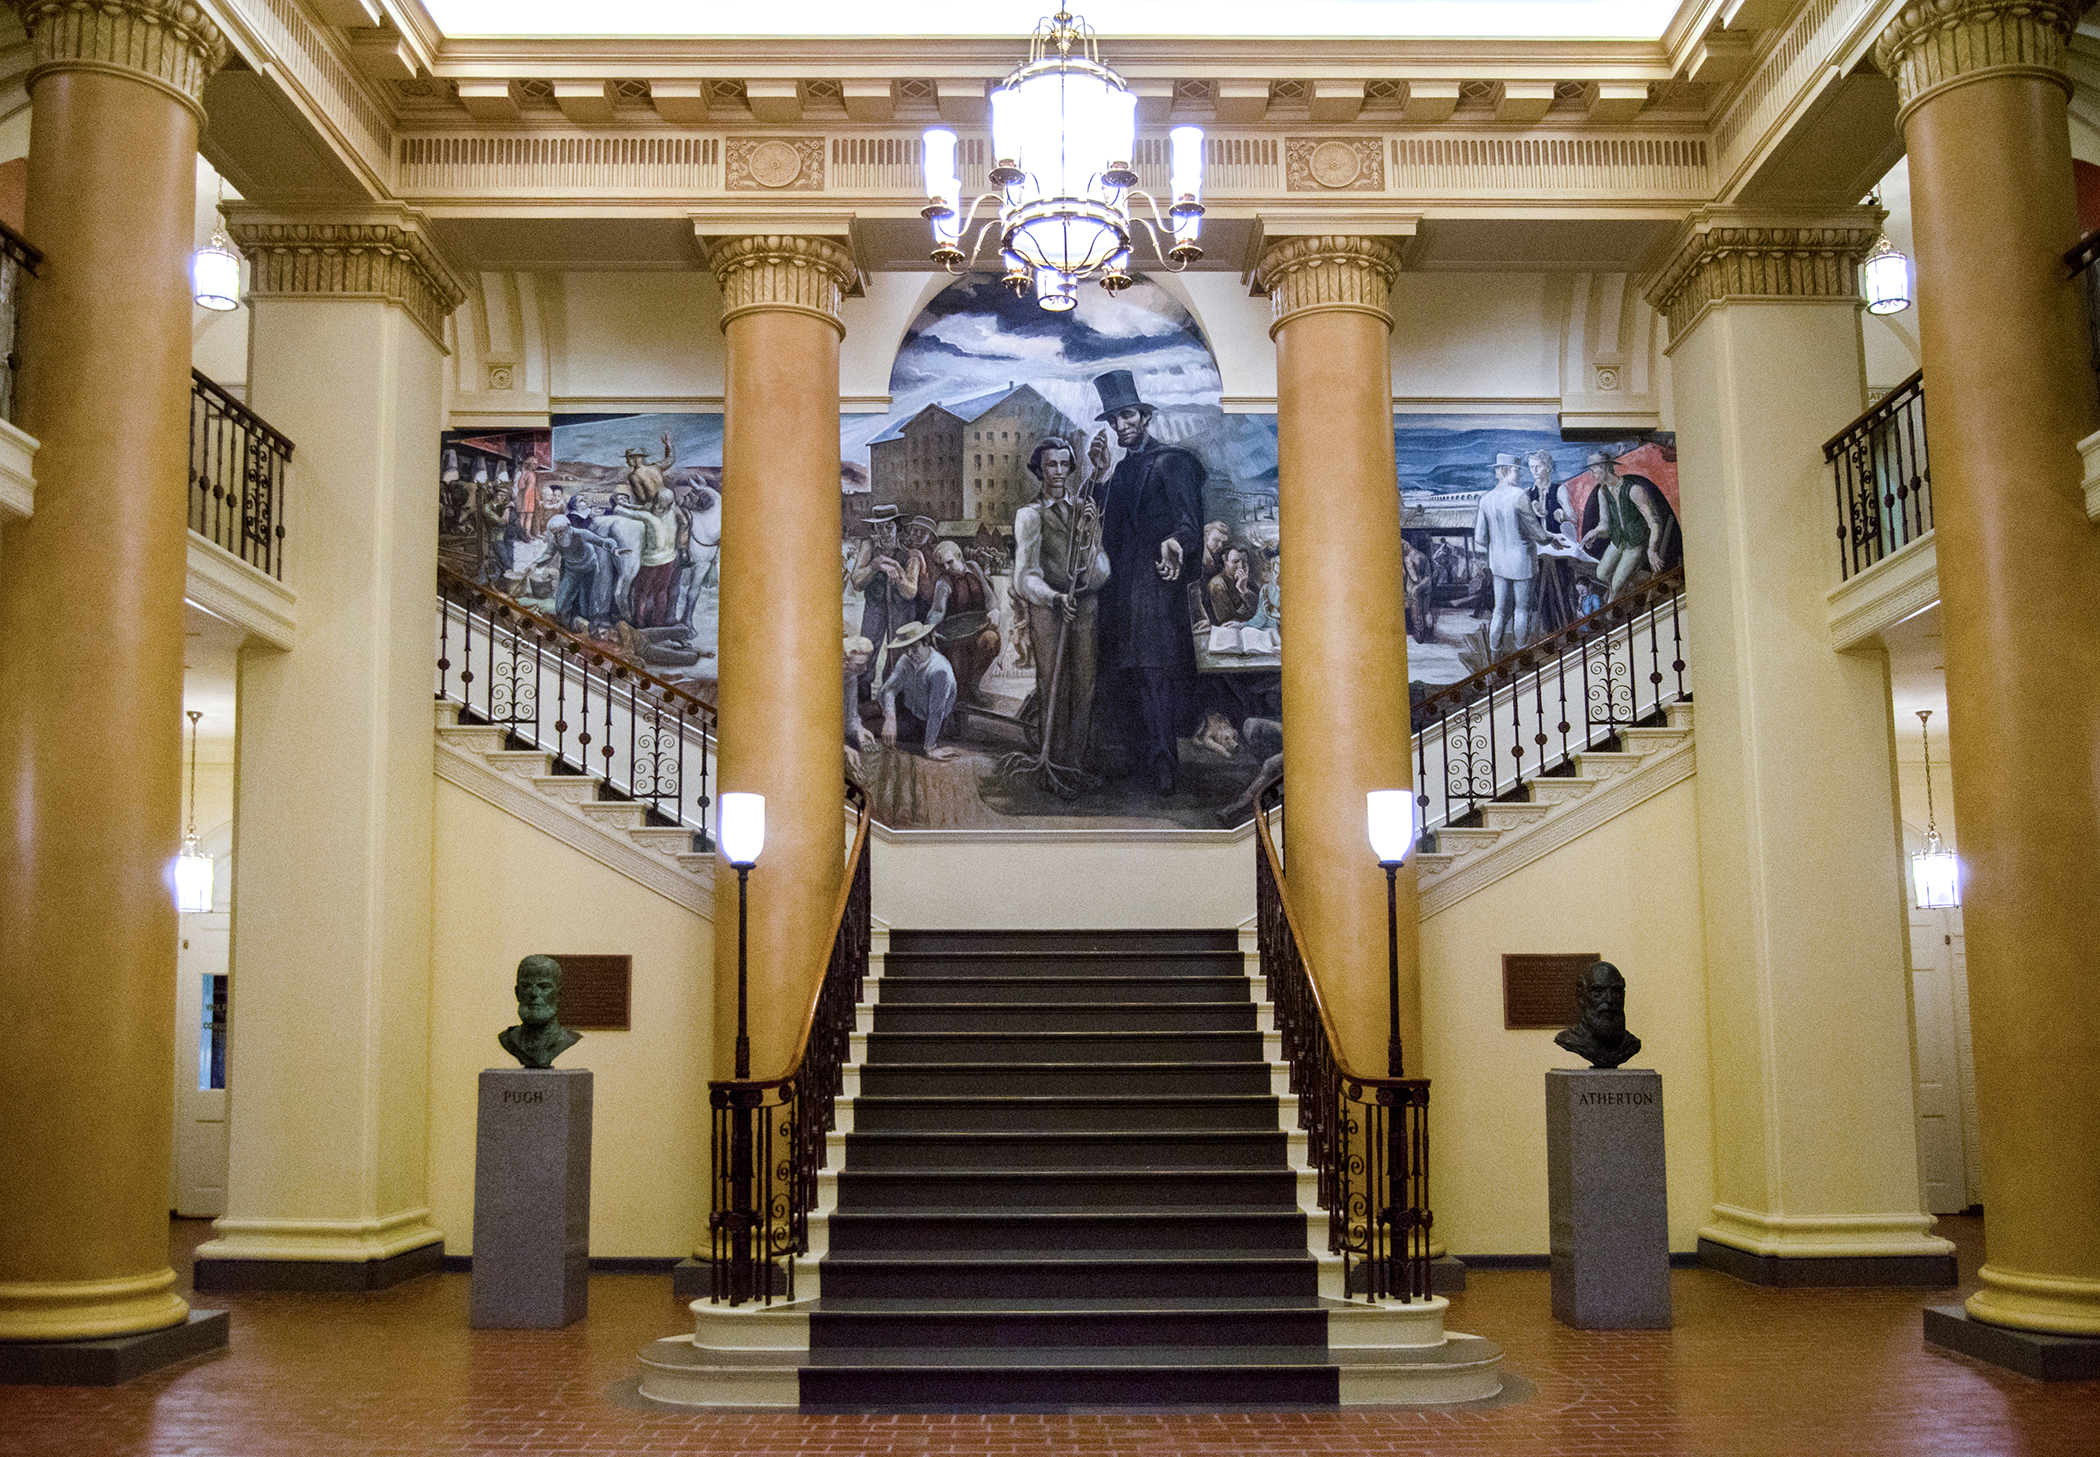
471,1068 -> 592,1329
1547,1067 -> 1671,1329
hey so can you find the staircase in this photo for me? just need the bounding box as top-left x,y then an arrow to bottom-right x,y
642,928 -> 1502,1409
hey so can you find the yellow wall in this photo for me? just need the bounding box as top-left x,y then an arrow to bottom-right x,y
427,778 -> 715,1257
1420,776 -> 1716,1254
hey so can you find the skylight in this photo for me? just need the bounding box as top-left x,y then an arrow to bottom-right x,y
417,0 -> 1683,41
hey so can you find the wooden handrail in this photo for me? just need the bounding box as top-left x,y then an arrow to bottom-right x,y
0,218 -> 42,276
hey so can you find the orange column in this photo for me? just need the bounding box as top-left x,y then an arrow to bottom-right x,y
705,235 -> 855,1080
1877,1 -> 2100,1337
0,1 -> 226,1341
1258,235 -> 1419,1078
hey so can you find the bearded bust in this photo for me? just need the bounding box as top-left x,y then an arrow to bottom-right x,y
1555,960 -> 1642,1070
498,954 -> 583,1069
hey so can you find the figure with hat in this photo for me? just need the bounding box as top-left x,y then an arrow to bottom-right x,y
1578,449 -> 1667,602
622,430 -> 675,507
1473,450 -> 1567,654
878,620 -> 960,762
847,503 -> 922,702
1085,368 -> 1207,796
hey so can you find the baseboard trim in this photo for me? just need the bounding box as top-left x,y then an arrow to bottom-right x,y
193,1241 -> 443,1293
1924,1305 -> 2100,1381
0,1310 -> 228,1386
1460,1253 -> 1701,1270
1698,1237 -> 1956,1288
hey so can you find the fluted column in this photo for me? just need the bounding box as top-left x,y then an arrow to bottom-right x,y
1643,209 -> 1952,1282
1257,235 -> 1419,1079
0,0 -> 226,1343
1876,0 -> 2100,1338
194,207 -> 468,1290
705,235 -> 854,1079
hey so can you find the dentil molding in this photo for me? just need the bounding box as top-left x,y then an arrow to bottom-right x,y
13,0 -> 227,111
1872,0 -> 2088,118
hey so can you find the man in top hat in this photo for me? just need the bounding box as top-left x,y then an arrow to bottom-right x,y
1086,368 -> 1206,796
1473,450 -> 1564,654
1578,449 -> 1667,602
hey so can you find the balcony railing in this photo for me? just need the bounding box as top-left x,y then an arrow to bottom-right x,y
189,369 -> 293,579
1824,370 -> 1931,581
0,220 -> 41,424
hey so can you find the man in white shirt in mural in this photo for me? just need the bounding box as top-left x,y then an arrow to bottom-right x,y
1473,451 -> 1565,655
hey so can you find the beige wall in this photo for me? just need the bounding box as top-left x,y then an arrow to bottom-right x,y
872,832 -> 1257,930
1420,777 -> 1715,1254
428,779 -> 715,1257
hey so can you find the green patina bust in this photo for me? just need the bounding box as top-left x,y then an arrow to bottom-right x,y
499,954 -> 582,1069
1555,960 -> 1642,1070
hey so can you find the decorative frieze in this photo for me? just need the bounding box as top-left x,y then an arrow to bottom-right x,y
1283,137 -> 1384,191
227,211 -> 470,347
725,137 -> 826,191
1872,0 -> 2086,117
1641,209 -> 1884,342
706,234 -> 856,337
1257,234 -> 1405,337
13,0 -> 228,109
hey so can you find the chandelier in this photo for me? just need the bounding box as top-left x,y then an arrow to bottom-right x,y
921,8 -> 1204,312
1911,709 -> 1959,909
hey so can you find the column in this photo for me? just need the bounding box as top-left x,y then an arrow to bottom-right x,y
704,235 -> 855,1080
0,0 -> 226,1350
1257,236 -> 1420,1079
1643,209 -> 1953,1283
193,208 -> 468,1290
1876,1 -> 2100,1340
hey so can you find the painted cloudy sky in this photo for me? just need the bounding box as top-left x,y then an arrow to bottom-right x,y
842,275 -> 1224,468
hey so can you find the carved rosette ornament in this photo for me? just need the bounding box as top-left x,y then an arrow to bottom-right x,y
1257,235 -> 1405,339
1641,210 -> 1886,342
228,216 -> 470,347
706,234 -> 857,338
1872,0 -> 2089,119
11,0 -> 228,113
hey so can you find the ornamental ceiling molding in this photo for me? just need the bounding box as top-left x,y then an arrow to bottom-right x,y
13,0 -> 228,115
225,207 -> 471,348
1871,0 -> 2089,118
704,233 -> 857,337
1256,234 -> 1407,336
1641,207 -> 1885,342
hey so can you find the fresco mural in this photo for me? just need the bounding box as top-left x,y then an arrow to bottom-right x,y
438,279 -> 1681,834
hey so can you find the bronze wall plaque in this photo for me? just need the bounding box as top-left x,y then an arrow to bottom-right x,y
1503,952 -> 1600,1030
553,954 -> 632,1030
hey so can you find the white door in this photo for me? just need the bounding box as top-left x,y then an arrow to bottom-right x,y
172,913 -> 231,1218
1908,907 -> 1971,1214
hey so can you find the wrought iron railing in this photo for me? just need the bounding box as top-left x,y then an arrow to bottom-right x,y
436,564 -> 717,837
710,787 -> 873,1306
1411,566 -> 1689,834
0,220 -> 40,424
189,368 -> 293,579
1824,370 -> 1931,581
2069,231 -> 2100,414
1255,801 -> 1431,1303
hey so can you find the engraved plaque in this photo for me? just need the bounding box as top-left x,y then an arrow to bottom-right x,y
1285,136 -> 1384,192
726,136 -> 824,192
552,954 -> 632,1030
1503,952 -> 1601,1030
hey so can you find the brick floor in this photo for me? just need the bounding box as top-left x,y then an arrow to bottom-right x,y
0,1215 -> 2094,1456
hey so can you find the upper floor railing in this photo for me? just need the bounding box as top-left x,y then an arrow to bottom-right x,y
1824,370 -> 1931,582
0,220 -> 41,425
189,369 -> 293,579
2068,231 -> 2100,417
1411,567 -> 1689,834
436,565 -> 718,839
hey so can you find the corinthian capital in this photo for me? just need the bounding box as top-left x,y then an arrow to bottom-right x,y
12,0 -> 228,111
705,235 -> 857,338
1872,0 -> 2089,117
1256,235 -> 1406,338
1641,207 -> 1886,343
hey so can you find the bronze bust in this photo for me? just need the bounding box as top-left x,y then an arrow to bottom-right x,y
1555,960 -> 1642,1070
499,954 -> 582,1069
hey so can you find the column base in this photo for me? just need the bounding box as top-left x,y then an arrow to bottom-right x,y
1925,1305 -> 2100,1381
0,1310 -> 228,1386
1698,1237 -> 1956,1288
193,1241 -> 442,1293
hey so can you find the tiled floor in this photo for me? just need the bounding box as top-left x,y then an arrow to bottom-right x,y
1,1215 -> 2094,1456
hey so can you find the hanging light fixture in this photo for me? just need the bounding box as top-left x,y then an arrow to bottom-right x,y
922,8 -> 1203,310
1911,709 -> 1959,909
1861,234 -> 1912,315
190,177 -> 241,312
174,710 -> 215,914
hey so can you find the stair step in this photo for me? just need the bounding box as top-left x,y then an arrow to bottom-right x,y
1525,776 -> 1603,806
629,825 -> 700,854
438,725 -> 508,753
818,1253 -> 1318,1301
841,1129 -> 1285,1171
799,1354 -> 1338,1409
577,800 -> 649,829
850,1094 -> 1281,1133
836,1167 -> 1300,1211
1479,800 -> 1552,830
887,929 -> 1239,956
826,1210 -> 1309,1254
808,1295 -> 1327,1351
1432,826 -> 1501,854
876,976 -> 1250,1005
871,1002 -> 1257,1034
1572,749 -> 1645,777
857,1062 -> 1275,1097
867,1031 -> 1265,1063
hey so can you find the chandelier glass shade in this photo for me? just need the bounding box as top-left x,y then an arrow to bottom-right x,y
1910,709 -> 1959,909
923,9 -> 1202,310
174,709 -> 215,913
1861,234 -> 1912,315
190,226 -> 241,312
